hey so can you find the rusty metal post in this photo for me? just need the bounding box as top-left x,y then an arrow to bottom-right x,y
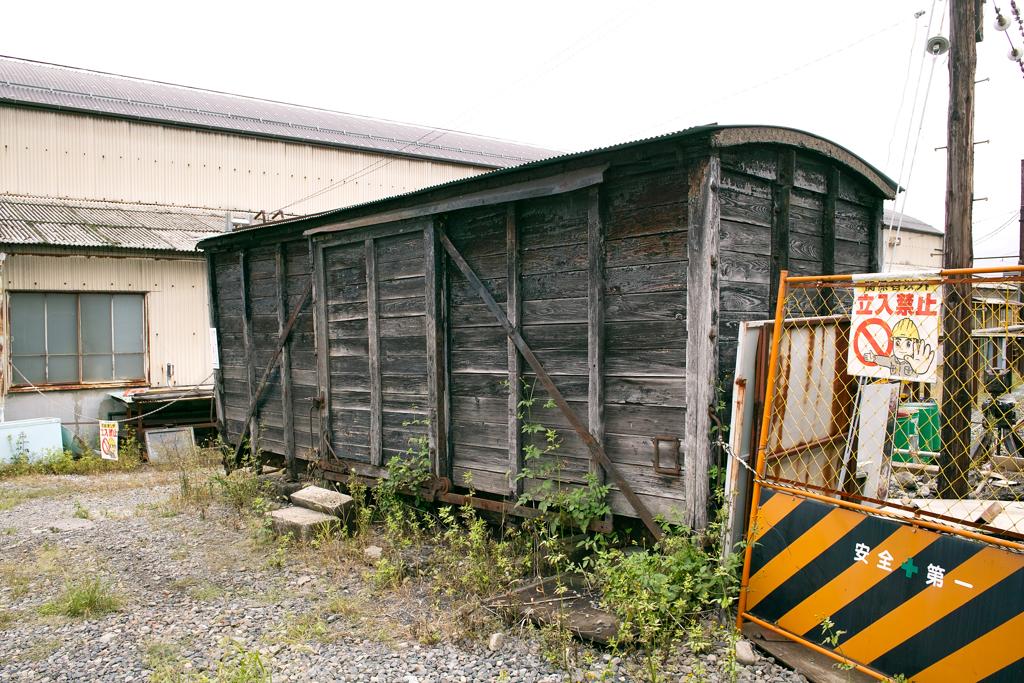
736,270 -> 789,631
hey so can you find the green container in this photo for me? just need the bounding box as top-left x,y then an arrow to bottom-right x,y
903,402 -> 940,461
893,412 -> 918,463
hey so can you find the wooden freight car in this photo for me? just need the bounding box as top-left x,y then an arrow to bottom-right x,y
198,125 -> 896,535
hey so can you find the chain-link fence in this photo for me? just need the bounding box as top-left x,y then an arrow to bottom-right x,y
757,267 -> 1024,545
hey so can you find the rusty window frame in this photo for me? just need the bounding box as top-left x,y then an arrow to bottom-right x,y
9,292 -> 148,389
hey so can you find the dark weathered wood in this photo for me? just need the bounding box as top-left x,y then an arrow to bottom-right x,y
683,155 -> 721,530
366,238 -> 383,467
424,218 -> 449,481
312,239 -> 332,456
306,165 -> 609,236
275,243 -> 297,479
822,167 -> 839,276
821,167 -> 840,313
939,0 -> 977,498
587,187 -> 606,484
232,278 -> 314,466
440,230 -> 662,540
769,150 -> 795,312
867,199 -> 882,273
239,250 -> 259,449
314,221 -> 425,250
506,203 -> 523,496
206,252 -> 226,439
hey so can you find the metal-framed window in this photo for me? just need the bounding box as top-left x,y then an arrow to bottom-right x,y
9,293 -> 146,386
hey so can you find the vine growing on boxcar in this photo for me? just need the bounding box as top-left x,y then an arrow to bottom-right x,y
510,377 -> 611,533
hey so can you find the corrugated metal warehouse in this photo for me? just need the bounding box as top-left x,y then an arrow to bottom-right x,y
0,56 -> 555,216
0,56 -> 555,448
199,124 -> 897,532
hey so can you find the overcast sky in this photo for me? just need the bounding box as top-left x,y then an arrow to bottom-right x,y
5,0 -> 1022,264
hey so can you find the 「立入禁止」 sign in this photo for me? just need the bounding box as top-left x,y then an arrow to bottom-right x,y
99,421 -> 118,461
848,279 -> 941,383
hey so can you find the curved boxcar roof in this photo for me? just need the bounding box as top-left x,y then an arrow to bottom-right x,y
198,124 -> 896,250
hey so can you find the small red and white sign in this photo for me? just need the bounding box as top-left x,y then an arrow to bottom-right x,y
99,421 -> 119,461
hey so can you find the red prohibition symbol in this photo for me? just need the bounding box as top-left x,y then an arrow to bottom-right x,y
853,317 -> 893,365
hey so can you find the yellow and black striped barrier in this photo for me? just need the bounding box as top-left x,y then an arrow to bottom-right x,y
741,489 -> 1024,682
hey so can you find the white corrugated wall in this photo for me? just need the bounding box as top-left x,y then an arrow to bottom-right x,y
4,253 -> 212,387
888,231 -> 944,271
0,107 -> 489,215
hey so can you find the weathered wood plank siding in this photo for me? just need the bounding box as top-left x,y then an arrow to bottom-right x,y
211,239 -> 317,459
599,155 -> 688,519
323,240 -> 372,461
201,126 -> 895,526
716,146 -> 882,409
245,245 -> 287,451
212,250 -> 249,443
283,241 -> 317,456
374,231 -> 429,464
445,206 -> 511,494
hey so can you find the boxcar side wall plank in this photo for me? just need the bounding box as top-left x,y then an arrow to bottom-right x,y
424,218 -> 449,480
588,187 -> 606,483
312,240 -> 332,457
275,243 -> 296,476
206,252 -> 226,437
507,203 -> 523,495
769,150 -> 795,312
683,154 -> 720,530
239,249 -> 260,448
366,238 -> 383,467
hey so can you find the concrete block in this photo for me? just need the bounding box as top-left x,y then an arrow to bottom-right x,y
257,471 -> 307,499
266,507 -> 339,543
48,519 -> 96,532
290,485 -> 353,518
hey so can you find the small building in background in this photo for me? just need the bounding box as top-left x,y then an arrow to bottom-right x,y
0,194 -> 226,445
879,209 -> 1021,376
881,208 -> 944,271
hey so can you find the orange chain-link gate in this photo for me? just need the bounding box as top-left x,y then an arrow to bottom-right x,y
734,267 -> 1024,683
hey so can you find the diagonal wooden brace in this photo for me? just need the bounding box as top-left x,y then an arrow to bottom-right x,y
232,277 -> 314,468
440,230 -> 662,540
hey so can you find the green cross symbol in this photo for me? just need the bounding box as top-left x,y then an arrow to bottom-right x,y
900,558 -> 919,579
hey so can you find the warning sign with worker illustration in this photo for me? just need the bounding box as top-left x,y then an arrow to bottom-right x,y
848,279 -> 942,383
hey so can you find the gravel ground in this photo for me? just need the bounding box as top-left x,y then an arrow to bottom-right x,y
0,470 -> 811,683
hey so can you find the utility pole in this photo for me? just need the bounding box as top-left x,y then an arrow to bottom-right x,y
939,0 -> 979,498
1018,160 -> 1024,377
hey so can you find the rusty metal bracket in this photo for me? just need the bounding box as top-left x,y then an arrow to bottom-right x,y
653,437 -> 681,475
439,230 -> 662,540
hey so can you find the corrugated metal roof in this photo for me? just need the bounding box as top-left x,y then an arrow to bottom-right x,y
0,194 -> 225,251
883,209 -> 942,236
207,124 -> 899,245
0,56 -> 559,170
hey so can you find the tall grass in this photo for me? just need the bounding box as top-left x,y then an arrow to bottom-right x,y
0,431 -> 142,478
40,576 -> 121,618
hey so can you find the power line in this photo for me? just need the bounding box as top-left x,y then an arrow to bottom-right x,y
974,210 -> 1021,244
615,16 -> 915,145
886,0 -> 948,271
884,12 -> 926,174
276,0 -> 658,214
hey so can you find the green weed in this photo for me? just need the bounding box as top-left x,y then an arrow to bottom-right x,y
0,609 -> 18,629
0,430 -> 142,478
40,576 -> 121,618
